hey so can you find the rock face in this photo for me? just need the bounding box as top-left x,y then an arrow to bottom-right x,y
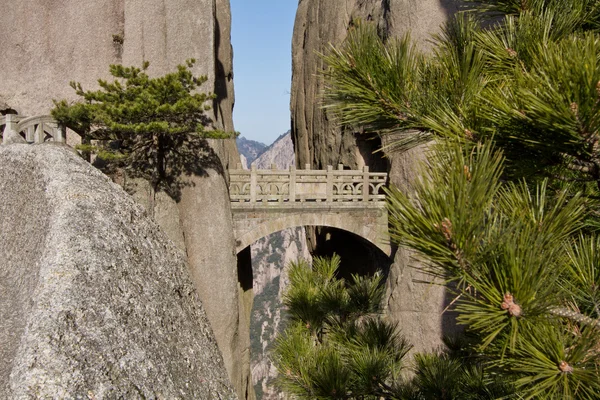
252,131 -> 294,170
291,0 -> 460,355
0,144 -> 236,399
250,228 -> 309,400
291,0 -> 457,171
0,0 -> 234,132
0,2 -> 252,398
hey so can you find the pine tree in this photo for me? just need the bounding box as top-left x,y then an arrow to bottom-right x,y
305,0 -> 600,398
274,254 -> 519,399
387,142 -> 600,398
52,60 -> 232,199
322,0 -> 600,194
273,255 -> 412,399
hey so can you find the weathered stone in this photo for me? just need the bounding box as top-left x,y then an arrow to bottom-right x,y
232,206 -> 390,257
291,0 -> 458,171
0,2 -> 253,398
291,0 -> 460,355
177,168 -> 253,399
0,144 -> 236,399
0,0 -> 232,130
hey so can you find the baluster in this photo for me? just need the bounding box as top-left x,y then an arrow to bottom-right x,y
55,123 -> 66,143
326,165 -> 333,203
362,166 -> 370,202
26,126 -> 35,143
34,123 -> 45,143
2,114 -> 19,143
289,165 -> 296,203
250,164 -> 257,204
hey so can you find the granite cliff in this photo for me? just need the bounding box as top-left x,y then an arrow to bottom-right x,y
291,0 -> 460,355
0,144 -> 236,399
0,1 -> 253,398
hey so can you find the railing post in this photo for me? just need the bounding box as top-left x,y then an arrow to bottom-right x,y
250,164 -> 257,204
55,123 -> 66,143
363,166 -> 370,202
34,123 -> 45,144
25,126 -> 34,142
326,165 -> 333,203
289,165 -> 296,203
3,114 -> 19,143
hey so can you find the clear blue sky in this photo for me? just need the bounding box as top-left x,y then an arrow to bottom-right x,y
230,0 -> 298,145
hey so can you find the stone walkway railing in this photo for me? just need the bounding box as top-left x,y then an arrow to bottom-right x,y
0,114 -> 66,143
229,164 -> 387,207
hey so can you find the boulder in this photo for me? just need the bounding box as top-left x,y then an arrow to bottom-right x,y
0,143 -> 237,399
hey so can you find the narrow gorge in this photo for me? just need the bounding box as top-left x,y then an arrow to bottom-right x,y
1,1 -> 463,399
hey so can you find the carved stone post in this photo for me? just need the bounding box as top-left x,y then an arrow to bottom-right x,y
26,126 -> 35,142
55,123 -> 66,143
289,165 -> 296,203
2,114 -> 25,145
326,165 -> 333,203
34,123 -> 45,144
362,166 -> 370,202
250,164 -> 257,204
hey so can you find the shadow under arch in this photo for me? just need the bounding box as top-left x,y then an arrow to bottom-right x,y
234,213 -> 391,257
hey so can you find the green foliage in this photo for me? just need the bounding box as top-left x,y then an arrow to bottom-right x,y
322,1 -> 600,195
386,142 -> 600,398
319,3 -> 600,395
274,256 -> 411,399
52,60 -> 232,200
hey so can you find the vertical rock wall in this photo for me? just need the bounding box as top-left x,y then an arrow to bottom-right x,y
0,1 -> 252,398
0,144 -> 237,399
291,0 -> 460,355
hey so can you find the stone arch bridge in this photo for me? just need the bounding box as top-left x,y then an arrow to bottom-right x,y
229,164 -> 390,256
1,115 -> 391,256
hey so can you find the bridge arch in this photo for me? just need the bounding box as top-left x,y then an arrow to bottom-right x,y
233,208 -> 390,256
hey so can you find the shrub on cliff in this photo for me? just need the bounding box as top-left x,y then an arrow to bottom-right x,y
52,60 -> 232,199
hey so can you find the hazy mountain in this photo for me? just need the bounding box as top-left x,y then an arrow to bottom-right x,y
253,131 -> 294,169
236,136 -> 267,166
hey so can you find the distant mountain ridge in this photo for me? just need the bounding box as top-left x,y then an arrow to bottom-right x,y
253,131 -> 294,169
236,136 -> 267,166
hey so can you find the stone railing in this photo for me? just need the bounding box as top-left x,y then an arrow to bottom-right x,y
229,164 -> 387,207
0,114 -> 66,144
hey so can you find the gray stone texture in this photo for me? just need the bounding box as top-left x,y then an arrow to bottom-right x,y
291,0 -> 460,355
0,144 -> 236,399
0,2 -> 252,397
0,0 -> 234,133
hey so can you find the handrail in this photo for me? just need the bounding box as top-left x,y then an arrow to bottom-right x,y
1,114 -> 66,144
229,164 -> 387,207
